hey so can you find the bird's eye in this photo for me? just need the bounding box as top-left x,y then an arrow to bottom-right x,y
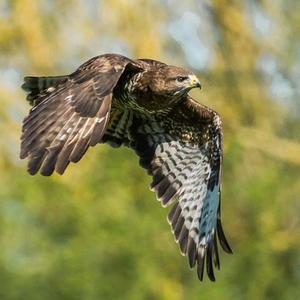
176,76 -> 187,82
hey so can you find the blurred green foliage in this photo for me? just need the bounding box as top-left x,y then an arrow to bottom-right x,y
0,0 -> 300,299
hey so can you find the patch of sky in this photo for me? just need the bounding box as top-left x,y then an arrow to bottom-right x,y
167,11 -> 213,70
245,1 -> 273,39
79,0 -> 100,22
257,53 -> 294,108
0,67 -> 22,91
97,37 -> 132,57
0,0 -> 11,19
56,0 -> 131,70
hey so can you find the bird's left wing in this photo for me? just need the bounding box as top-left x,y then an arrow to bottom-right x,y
20,54 -> 142,175
130,97 -> 232,281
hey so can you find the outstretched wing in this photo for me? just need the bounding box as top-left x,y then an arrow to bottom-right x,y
20,54 -> 142,175
130,97 -> 232,281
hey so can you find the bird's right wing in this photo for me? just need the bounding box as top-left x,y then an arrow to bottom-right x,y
20,54 -> 142,175
129,97 -> 232,281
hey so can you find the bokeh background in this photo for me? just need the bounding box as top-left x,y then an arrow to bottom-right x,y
1,0 -> 300,299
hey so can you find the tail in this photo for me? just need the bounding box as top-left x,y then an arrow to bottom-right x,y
22,75 -> 68,105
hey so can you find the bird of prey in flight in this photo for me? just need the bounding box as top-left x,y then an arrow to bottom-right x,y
20,53 -> 232,281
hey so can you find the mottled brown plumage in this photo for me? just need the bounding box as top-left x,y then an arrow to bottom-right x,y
20,53 -> 232,282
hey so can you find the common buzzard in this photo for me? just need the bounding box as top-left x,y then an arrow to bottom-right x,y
20,53 -> 232,281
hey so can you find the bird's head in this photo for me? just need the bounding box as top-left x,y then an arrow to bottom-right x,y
149,65 -> 201,97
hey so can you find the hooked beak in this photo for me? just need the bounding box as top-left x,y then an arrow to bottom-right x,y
188,75 -> 201,89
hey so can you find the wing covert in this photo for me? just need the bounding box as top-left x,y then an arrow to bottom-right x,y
20,54 -> 142,175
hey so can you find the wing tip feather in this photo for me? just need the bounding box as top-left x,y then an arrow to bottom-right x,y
217,218 -> 233,254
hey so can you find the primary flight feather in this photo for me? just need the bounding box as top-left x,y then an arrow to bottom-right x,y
20,53 -> 232,281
